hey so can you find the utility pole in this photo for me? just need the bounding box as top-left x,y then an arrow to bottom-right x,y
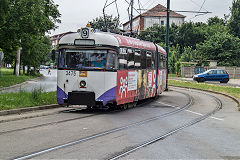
165,0 -> 170,91
130,0 -> 134,34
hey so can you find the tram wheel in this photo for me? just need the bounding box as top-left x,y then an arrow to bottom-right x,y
133,102 -> 137,107
121,104 -> 128,110
86,105 -> 93,110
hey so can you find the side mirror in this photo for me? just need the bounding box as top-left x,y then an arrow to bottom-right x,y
51,50 -> 56,61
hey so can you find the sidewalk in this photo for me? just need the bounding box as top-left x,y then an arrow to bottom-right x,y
0,105 -> 65,123
0,69 -> 59,120
0,69 -> 57,93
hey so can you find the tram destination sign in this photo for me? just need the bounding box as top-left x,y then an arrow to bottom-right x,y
74,39 -> 95,46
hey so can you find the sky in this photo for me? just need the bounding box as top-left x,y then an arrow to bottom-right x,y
50,0 -> 232,36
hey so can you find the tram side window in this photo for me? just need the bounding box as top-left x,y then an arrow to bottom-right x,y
127,48 -> 134,69
159,54 -> 163,69
141,50 -> 147,69
146,51 -> 152,69
119,48 -> 128,70
106,50 -> 118,70
134,50 -> 141,69
58,50 -> 65,68
152,52 -> 156,68
163,55 -> 166,69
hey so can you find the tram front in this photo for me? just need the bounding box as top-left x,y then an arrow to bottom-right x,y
57,27 -> 119,108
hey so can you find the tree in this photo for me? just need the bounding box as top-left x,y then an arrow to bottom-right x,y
0,0 -> 61,74
228,0 -> 240,38
89,15 -> 120,32
169,49 -> 177,74
179,46 -> 196,62
21,35 -> 51,74
197,32 -> 240,66
207,16 -> 225,26
139,24 -> 166,43
175,22 -> 206,50
0,0 -> 9,27
204,23 -> 228,38
139,23 -> 179,45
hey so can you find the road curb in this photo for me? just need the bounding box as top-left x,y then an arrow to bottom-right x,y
0,104 -> 60,116
169,85 -> 240,111
0,76 -> 43,92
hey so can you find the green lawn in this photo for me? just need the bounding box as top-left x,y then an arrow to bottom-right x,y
0,91 -> 57,110
0,68 -> 40,89
169,79 -> 240,108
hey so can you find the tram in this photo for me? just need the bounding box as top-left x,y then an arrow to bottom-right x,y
56,26 -> 167,109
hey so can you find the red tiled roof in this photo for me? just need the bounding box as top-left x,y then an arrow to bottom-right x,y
123,4 -> 185,25
142,4 -> 185,18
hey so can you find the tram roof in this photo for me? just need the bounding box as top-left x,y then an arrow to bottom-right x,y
59,29 -> 166,55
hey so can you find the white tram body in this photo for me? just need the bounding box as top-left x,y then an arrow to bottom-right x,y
57,27 -> 166,108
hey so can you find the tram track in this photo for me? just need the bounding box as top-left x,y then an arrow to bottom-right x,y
13,90 -> 193,160
0,91 -> 191,136
108,89 -> 223,160
0,101 -> 148,135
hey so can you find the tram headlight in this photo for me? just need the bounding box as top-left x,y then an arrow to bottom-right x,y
80,80 -> 86,88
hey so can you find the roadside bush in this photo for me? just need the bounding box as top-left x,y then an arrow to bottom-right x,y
175,61 -> 181,76
32,87 -> 43,102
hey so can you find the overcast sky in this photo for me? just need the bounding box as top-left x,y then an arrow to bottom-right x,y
50,0 -> 232,36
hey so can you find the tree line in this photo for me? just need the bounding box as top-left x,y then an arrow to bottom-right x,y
0,0 -> 60,75
138,0 -> 240,74
89,1 -> 240,75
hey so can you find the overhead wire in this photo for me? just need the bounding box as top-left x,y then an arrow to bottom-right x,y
103,0 -> 121,31
189,0 -> 208,12
146,0 -> 156,11
196,0 -> 206,16
187,0 -> 208,21
142,0 -> 154,9
138,0 -> 142,14
123,0 -> 141,14
136,0 -> 143,34
114,0 -> 120,29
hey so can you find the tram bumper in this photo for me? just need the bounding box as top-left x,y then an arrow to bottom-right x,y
65,91 -> 95,106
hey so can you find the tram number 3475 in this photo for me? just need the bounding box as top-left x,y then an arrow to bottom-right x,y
66,71 -> 76,76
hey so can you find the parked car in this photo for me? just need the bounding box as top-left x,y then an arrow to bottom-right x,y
40,65 -> 49,69
193,69 -> 229,83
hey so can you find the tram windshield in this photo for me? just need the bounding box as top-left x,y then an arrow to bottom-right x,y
58,49 -> 118,70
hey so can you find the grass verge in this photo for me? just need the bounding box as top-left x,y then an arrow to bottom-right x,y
168,74 -> 181,78
0,90 -> 57,110
169,79 -> 240,110
0,68 -> 41,89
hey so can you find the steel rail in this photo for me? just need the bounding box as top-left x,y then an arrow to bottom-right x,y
0,91 -> 188,135
13,91 -> 193,160
0,113 -> 96,135
108,90 -> 222,160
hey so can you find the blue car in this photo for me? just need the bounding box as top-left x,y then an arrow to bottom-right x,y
193,69 -> 229,83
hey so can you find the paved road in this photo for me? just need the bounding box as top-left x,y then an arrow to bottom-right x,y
170,77 -> 240,88
0,87 -> 239,159
0,69 -> 57,93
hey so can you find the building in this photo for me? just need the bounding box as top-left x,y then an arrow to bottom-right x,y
123,4 -> 185,33
50,32 -> 74,49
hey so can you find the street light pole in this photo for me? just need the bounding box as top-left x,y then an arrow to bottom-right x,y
165,0 -> 170,91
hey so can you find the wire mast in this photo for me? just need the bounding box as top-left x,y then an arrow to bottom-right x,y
103,0 -> 120,32
130,0 -> 134,35
165,0 -> 170,91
